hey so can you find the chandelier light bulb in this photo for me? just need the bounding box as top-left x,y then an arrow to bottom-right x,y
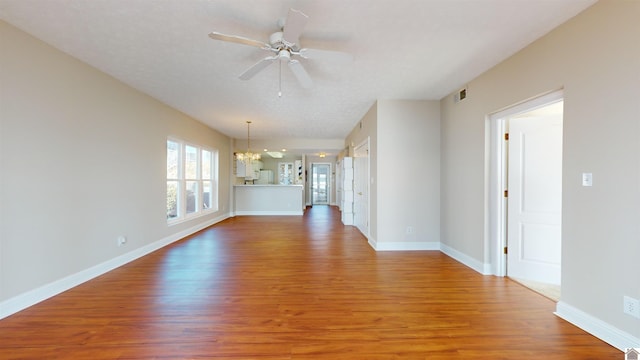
236,121 -> 260,164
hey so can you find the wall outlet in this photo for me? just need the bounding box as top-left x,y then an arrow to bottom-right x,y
623,296 -> 640,318
117,236 -> 127,247
406,226 -> 414,235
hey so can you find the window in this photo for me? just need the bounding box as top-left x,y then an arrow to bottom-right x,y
166,140 -> 180,220
167,139 -> 218,223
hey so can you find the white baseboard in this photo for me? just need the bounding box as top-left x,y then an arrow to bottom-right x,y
367,236 -> 377,250
234,210 -> 303,216
439,243 -> 492,275
555,301 -> 639,351
371,241 -> 440,251
0,213 -> 230,320
366,240 -> 489,273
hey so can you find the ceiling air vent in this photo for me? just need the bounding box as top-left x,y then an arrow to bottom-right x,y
454,87 -> 468,103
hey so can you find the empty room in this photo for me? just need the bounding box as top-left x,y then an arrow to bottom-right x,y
1,0 -> 638,358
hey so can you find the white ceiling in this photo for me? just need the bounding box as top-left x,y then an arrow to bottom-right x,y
0,0 -> 595,152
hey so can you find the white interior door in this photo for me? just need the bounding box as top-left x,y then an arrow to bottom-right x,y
507,103 -> 563,285
353,140 -> 369,237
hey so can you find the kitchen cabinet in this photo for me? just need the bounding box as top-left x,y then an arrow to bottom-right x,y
237,159 -> 262,179
278,162 -> 294,185
234,184 -> 304,215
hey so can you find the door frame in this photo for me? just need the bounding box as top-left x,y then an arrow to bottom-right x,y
487,89 -> 564,277
310,162 -> 332,205
353,138 -> 370,238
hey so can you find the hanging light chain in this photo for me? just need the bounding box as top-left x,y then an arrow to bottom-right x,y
237,121 -> 260,163
247,120 -> 251,152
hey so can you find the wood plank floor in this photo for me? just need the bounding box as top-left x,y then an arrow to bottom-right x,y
0,206 -> 619,359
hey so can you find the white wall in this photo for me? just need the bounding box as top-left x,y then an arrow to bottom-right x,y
440,0 -> 639,346
0,21 -> 232,310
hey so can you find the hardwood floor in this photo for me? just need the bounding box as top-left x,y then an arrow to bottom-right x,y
0,206 -> 619,359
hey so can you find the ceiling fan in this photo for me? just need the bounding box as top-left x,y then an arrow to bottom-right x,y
208,8 -> 351,91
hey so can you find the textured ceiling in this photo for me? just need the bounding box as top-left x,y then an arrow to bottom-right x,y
0,0 -> 595,152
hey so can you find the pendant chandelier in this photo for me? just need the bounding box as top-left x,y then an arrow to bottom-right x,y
236,121 -> 261,164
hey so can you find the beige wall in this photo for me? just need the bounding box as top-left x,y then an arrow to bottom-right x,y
377,100 -> 440,248
440,0 -> 639,341
0,21 -> 232,303
345,103 -> 378,241
346,100 -> 440,248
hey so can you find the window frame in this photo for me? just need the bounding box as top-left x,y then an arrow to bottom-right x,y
167,137 -> 218,225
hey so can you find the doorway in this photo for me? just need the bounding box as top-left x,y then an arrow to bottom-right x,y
353,139 -> 370,237
311,163 -> 331,205
488,90 -> 563,300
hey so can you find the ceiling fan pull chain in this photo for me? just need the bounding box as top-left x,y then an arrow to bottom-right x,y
278,60 -> 283,97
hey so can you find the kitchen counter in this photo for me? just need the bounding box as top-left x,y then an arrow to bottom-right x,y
234,184 -> 304,215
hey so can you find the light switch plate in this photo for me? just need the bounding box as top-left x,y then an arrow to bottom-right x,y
582,173 -> 593,187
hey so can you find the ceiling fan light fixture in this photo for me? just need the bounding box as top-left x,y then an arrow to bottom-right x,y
208,8 -> 351,92
269,32 -> 283,46
278,49 -> 291,61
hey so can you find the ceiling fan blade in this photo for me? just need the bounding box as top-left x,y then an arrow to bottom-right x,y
288,59 -> 313,88
298,48 -> 353,63
282,8 -> 308,46
208,32 -> 271,50
239,55 -> 278,80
